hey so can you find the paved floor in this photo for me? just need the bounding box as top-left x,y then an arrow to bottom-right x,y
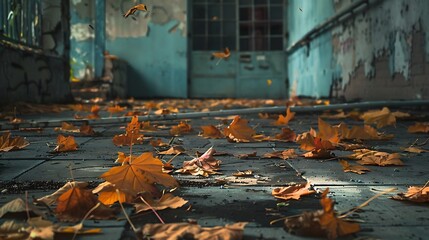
0,100 -> 428,240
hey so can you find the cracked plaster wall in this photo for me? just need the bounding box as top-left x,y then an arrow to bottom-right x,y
288,0 -> 429,101
0,0 -> 72,104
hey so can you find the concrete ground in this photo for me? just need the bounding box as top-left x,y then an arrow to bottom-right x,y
0,100 -> 428,240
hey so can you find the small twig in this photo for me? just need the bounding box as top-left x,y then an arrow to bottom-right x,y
25,191 -> 30,220
166,152 -> 181,165
129,131 -> 134,164
139,196 -> 165,224
269,214 -> 302,225
339,187 -> 397,219
410,180 -> 429,197
68,164 -> 75,181
116,189 -> 137,232
216,58 -> 223,65
416,138 -> 429,147
72,202 -> 101,240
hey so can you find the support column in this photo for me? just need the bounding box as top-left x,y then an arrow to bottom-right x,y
94,0 -> 105,78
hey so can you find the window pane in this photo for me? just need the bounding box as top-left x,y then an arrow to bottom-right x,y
254,23 -> 268,35
254,0 -> 267,5
193,21 -> 206,35
223,20 -> 236,35
239,0 -> 252,6
208,36 -> 221,50
270,37 -> 283,50
208,4 -> 221,20
223,4 -> 236,20
240,38 -> 251,51
271,0 -> 283,4
208,21 -> 221,34
239,7 -> 252,21
239,23 -> 252,36
255,36 -> 268,50
193,36 -> 206,50
223,36 -> 236,50
254,7 -> 268,20
270,6 -> 283,20
270,22 -> 282,35
193,4 -> 206,19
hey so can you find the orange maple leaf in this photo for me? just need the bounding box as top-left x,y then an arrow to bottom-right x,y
55,185 -> 115,221
176,147 -> 221,177
223,116 -> 256,142
272,182 -> 315,200
200,125 -> 224,139
408,122 -> 429,133
212,47 -> 231,59
361,107 -> 409,128
54,135 -> 78,152
92,182 -> 134,205
296,131 -> 334,151
357,152 -> 403,166
113,116 -> 143,146
55,122 -> 79,133
339,160 -> 370,174
338,123 -> 393,140
80,123 -> 95,136
150,138 -> 168,147
135,193 -> 188,213
170,122 -> 192,136
273,128 -> 296,142
101,152 -> 178,195
123,3 -> 148,18
87,105 -> 101,119
158,146 -> 186,155
107,105 -> 126,116
317,118 -> 340,144
262,149 -> 297,160
274,107 -> 295,125
0,132 -> 30,152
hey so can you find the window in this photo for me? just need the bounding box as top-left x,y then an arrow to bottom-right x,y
192,0 -> 237,51
0,0 -> 42,47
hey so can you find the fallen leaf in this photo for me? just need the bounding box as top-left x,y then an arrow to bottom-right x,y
101,152 -> 178,195
296,130 -> 334,151
317,118 -> 340,144
339,160 -> 370,174
154,108 -> 179,115
338,123 -> 393,140
347,149 -> 378,160
0,198 -> 40,218
361,107 -> 409,128
55,122 -> 79,133
272,182 -> 315,200
357,152 -> 404,166
141,121 -> 158,132
142,222 -> 247,240
223,116 -> 256,142
236,152 -> 257,159
124,3 -> 147,18
200,125 -> 224,139
107,105 -> 126,116
408,122 -> 429,133
28,225 -> 54,240
92,182 -> 134,205
54,135 -> 78,152
0,132 -> 30,152
150,138 -> 169,147
402,146 -> 429,153
113,116 -> 144,146
212,47 -> 231,59
232,170 -> 253,177
303,148 -> 334,159
158,146 -> 186,155
274,107 -> 295,125
391,184 -> 429,203
87,105 -> 101,119
55,186 -> 115,221
36,181 -> 88,206
273,128 -> 296,142
176,147 -> 221,177
170,122 -> 192,136
0,220 -> 26,237
80,123 -> 95,136
56,223 -> 102,235
135,193 -> 188,213
263,149 -> 298,160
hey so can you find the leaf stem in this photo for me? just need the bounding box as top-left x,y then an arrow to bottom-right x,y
72,202 -> 101,240
139,196 -> 165,224
116,189 -> 137,232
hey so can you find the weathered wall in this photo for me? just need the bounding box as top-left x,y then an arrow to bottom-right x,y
0,0 -> 72,104
105,0 -> 187,98
288,0 -> 429,101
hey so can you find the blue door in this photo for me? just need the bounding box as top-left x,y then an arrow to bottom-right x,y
189,0 -> 287,99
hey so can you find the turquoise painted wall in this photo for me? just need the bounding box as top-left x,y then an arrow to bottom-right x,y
106,21 -> 187,98
287,0 -> 337,98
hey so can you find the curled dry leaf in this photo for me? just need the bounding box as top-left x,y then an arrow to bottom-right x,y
391,184 -> 429,203
200,125 -> 224,139
284,188 -> 360,240
318,118 -> 340,144
273,128 -> 296,142
54,135 -> 78,152
142,222 -> 247,240
113,116 -> 144,146
80,123 -> 95,136
141,121 -> 158,132
361,107 -> 409,128
357,152 -> 404,166
296,131 -> 334,151
303,148 -> 334,159
274,107 -> 295,125
170,122 -> 192,136
263,149 -> 298,160
101,152 -> 179,195
223,116 -> 256,142
135,193 -> 188,213
401,146 -> 429,153
55,186 -> 116,221
176,147 -> 221,177
338,123 -> 393,140
0,220 -> 27,238
107,105 -> 126,116
123,3 -> 148,18
154,108 -> 179,115
55,122 -> 79,133
150,138 -> 169,147
272,182 -> 315,201
236,152 -> 257,159
0,132 -> 30,152
232,170 -> 253,177
339,160 -> 370,174
86,105 -> 101,119
0,198 -> 40,218
212,47 -> 231,59
408,122 -> 429,133
347,149 -> 378,160
92,182 -> 134,205
158,146 -> 185,155
36,181 -> 88,206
